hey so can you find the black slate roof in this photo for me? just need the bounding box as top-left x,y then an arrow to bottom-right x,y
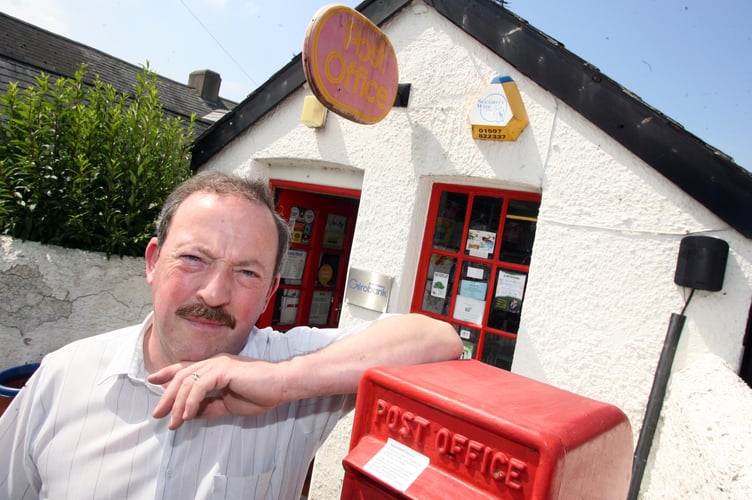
190,0 -> 752,239
0,12 -> 236,135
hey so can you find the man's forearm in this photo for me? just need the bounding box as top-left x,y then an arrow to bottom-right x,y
150,314 -> 462,427
280,314 -> 463,401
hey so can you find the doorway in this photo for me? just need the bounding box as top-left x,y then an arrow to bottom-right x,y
257,182 -> 360,330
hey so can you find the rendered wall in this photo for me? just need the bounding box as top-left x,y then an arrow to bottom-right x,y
0,236 -> 151,371
199,2 -> 752,497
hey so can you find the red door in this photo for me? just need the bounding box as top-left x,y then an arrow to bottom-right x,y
258,184 -> 360,330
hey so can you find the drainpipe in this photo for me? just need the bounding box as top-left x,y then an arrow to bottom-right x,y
627,305 -> 690,499
628,235 -> 728,498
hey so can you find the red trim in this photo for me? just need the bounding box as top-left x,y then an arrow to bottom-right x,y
411,182 -> 541,368
270,179 -> 361,199
258,183 -> 361,330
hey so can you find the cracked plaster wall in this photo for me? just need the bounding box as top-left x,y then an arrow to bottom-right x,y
0,236 -> 151,371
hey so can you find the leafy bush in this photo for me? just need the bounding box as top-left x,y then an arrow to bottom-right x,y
0,65 -> 194,257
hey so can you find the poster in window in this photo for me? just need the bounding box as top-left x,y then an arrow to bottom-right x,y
459,280 -> 488,301
422,280 -> 446,315
494,270 -> 526,312
453,295 -> 485,324
431,272 -> 449,299
459,327 -> 477,360
289,207 -> 315,244
466,229 -> 496,258
316,253 -> 340,287
280,249 -> 306,281
461,341 -> 476,360
466,265 -> 485,280
278,289 -> 300,325
323,214 -> 347,249
309,291 -> 332,324
422,254 -> 455,316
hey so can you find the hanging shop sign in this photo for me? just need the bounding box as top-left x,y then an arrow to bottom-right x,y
303,5 -> 399,124
345,268 -> 393,313
469,76 -> 529,141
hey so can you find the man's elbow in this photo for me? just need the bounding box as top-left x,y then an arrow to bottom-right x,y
417,314 -> 464,361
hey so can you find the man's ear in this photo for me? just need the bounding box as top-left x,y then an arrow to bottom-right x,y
144,237 -> 159,284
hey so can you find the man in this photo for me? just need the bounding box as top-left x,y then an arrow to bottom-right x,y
0,172 -> 463,499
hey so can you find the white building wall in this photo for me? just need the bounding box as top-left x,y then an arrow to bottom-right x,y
1,1 -> 742,498
199,3 -> 752,497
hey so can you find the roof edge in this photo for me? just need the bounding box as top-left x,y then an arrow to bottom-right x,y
424,0 -> 752,238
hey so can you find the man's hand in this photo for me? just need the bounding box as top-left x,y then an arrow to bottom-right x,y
148,355 -> 286,430
148,314 -> 463,430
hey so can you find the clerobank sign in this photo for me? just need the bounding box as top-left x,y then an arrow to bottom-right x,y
302,5 -> 399,124
345,268 -> 393,313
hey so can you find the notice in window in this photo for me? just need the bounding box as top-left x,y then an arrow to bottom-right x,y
290,207 -> 315,245
459,280 -> 488,301
323,213 -> 347,249
309,291 -> 332,325
278,290 -> 300,325
466,229 -> 496,258
494,270 -> 526,312
466,265 -> 485,280
431,272 -> 449,299
453,295 -> 485,324
461,341 -> 476,359
280,249 -> 306,281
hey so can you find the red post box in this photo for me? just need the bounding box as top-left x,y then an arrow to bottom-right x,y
341,360 -> 632,499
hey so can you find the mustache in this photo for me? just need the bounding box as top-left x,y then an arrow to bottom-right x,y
175,303 -> 237,329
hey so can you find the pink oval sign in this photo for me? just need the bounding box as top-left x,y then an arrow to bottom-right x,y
303,5 -> 398,125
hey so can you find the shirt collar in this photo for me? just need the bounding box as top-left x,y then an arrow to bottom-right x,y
97,315 -> 262,389
98,313 -> 154,387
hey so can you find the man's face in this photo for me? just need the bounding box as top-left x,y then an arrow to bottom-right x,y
144,191 -> 280,368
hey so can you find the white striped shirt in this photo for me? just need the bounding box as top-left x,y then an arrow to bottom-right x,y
0,314 -> 362,499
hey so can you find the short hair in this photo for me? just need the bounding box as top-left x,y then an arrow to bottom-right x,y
155,171 -> 290,276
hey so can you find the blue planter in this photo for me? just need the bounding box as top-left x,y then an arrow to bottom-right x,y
0,363 -> 40,398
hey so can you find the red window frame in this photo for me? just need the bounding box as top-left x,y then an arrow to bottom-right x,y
410,183 -> 541,369
256,180 -> 361,330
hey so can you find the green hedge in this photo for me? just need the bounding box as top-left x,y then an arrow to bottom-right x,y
0,65 -> 194,257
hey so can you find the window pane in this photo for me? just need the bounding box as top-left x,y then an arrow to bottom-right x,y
499,200 -> 539,265
460,260 -> 491,285
421,254 -> 456,317
315,253 -> 339,287
452,261 -> 491,326
308,291 -> 332,325
280,249 -> 306,285
454,324 -> 480,360
465,196 -> 503,259
487,269 -> 527,333
271,289 -> 300,325
481,333 -> 516,370
432,192 -> 468,252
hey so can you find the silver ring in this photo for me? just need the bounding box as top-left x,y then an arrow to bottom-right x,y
191,371 -> 200,381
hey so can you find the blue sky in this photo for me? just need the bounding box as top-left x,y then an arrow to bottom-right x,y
2,0 -> 750,170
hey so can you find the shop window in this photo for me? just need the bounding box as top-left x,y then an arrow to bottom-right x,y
258,185 -> 360,330
412,184 -> 541,370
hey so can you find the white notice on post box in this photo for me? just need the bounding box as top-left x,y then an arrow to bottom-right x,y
362,438 -> 430,492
